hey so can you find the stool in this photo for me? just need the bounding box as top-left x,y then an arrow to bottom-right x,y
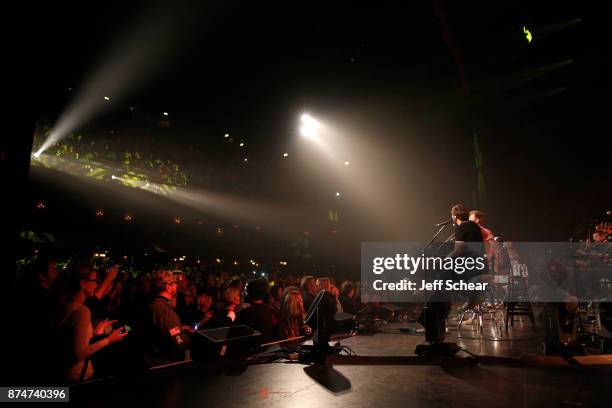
458,303 -> 503,336
505,303 -> 535,331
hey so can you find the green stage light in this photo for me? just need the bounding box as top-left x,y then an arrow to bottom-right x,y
523,26 -> 533,43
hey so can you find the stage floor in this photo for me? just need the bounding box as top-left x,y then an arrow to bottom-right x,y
71,315 -> 611,408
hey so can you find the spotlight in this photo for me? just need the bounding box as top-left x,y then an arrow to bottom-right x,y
216,258 -> 222,263
124,214 -> 133,222
104,96 -> 111,101
336,192 -> 341,197
301,114 -> 313,123
300,126 -> 315,138
239,142 -> 245,147
163,112 -> 169,116
224,133 -> 230,138
35,201 -> 46,210
299,113 -> 319,138
174,217 -> 182,224
96,209 -> 105,217
244,157 -> 248,162
283,153 -> 289,157
344,161 -> 350,166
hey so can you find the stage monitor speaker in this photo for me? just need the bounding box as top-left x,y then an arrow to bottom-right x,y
191,325 -> 261,362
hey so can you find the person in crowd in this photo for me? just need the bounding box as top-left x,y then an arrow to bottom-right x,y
339,281 -> 361,315
20,253 -> 60,327
282,285 -> 299,302
54,263 -> 127,382
194,293 -> 216,329
592,229 -> 609,243
16,253 -> 61,383
317,277 -> 343,312
220,285 -> 242,322
236,279 -> 276,343
301,276 -> 337,333
279,289 -> 311,339
142,270 -> 191,365
228,279 -> 248,314
176,275 -> 198,325
284,273 -> 298,287
84,264 -> 120,320
203,273 -> 219,300
105,276 -> 124,315
268,284 -> 283,323
300,276 -> 318,312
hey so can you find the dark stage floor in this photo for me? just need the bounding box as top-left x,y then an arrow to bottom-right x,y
71,313 -> 611,408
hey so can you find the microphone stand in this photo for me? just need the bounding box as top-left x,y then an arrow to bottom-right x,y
416,223 -> 459,356
423,224 -> 451,256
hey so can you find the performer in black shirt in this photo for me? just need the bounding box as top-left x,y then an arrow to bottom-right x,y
449,204 -> 485,258
417,204 -> 485,355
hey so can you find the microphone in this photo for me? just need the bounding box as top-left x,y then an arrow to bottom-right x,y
435,220 -> 452,227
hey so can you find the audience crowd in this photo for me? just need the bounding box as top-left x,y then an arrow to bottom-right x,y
14,252 -> 364,384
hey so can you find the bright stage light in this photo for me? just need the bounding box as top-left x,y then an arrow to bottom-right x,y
239,142 -> 245,147
163,112 -> 169,116
33,4 -> 199,157
283,153 -> 289,157
300,126 -> 314,137
299,113 -> 321,138
301,114 -> 313,123
336,192 -> 341,197
344,160 -> 350,166
224,133 -> 230,138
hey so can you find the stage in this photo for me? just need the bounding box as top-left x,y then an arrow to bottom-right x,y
71,318 -> 611,407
